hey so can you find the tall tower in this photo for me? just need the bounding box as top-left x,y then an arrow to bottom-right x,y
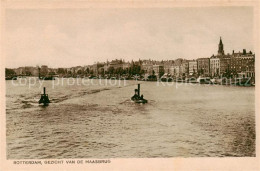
218,37 -> 224,56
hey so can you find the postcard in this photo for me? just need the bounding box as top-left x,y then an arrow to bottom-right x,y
0,0 -> 259,170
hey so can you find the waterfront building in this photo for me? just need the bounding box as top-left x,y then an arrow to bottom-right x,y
40,65 -> 49,76
14,66 -> 38,76
174,58 -> 183,66
180,60 -> 189,77
197,58 -> 210,76
210,56 -> 220,77
108,59 -> 124,69
163,60 -> 174,75
14,67 -> 24,75
219,55 -> 231,76
152,64 -> 164,77
170,65 -> 180,77
142,63 -> 153,75
188,60 -> 197,76
169,66 -> 174,76
230,49 -> 255,78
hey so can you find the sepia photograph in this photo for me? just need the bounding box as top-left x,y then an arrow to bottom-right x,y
1,0 -> 259,170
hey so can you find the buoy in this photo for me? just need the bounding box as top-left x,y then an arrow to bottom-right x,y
39,87 -> 50,106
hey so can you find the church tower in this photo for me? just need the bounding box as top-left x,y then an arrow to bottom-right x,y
218,37 -> 224,56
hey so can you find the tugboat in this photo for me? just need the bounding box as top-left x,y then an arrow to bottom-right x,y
131,84 -> 148,104
39,87 -> 50,106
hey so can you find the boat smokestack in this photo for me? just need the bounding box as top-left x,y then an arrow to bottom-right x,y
138,84 -> 140,97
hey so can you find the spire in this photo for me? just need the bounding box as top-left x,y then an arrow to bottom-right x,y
218,36 -> 224,56
219,37 -> 223,45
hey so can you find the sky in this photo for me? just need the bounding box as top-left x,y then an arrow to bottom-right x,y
5,7 -> 254,68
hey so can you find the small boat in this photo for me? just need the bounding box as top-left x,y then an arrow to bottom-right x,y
131,84 -> 148,104
197,77 -> 211,84
39,87 -> 50,106
39,76 -> 55,80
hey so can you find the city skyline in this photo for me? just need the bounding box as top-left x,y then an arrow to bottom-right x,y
5,7 -> 254,68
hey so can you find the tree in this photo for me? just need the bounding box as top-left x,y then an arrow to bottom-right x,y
77,69 -> 82,75
108,67 -> 115,75
100,68 -> 105,76
5,68 -> 16,77
49,71 -> 55,76
159,70 -> 164,78
85,68 -> 90,74
25,71 -> 32,76
58,68 -> 65,74
140,69 -> 145,76
116,67 -> 123,75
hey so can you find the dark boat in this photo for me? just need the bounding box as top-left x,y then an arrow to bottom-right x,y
39,76 -> 55,80
39,87 -> 50,106
197,77 -> 211,84
131,84 -> 148,104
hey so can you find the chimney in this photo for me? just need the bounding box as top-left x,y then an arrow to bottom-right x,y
232,50 -> 234,54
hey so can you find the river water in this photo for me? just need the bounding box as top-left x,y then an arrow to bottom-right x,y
6,78 -> 255,159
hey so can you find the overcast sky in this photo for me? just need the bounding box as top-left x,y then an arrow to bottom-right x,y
5,7 -> 254,68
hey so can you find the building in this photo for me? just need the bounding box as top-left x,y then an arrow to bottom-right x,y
170,65 -> 180,77
142,63 -> 153,75
219,55 -> 230,77
210,56 -> 220,77
197,58 -> 210,76
108,59 -> 124,69
40,65 -> 49,76
152,64 -> 164,77
188,60 -> 197,76
14,67 -> 24,75
230,49 -> 255,78
163,60 -> 174,74
179,60 -> 189,77
174,58 -> 183,66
